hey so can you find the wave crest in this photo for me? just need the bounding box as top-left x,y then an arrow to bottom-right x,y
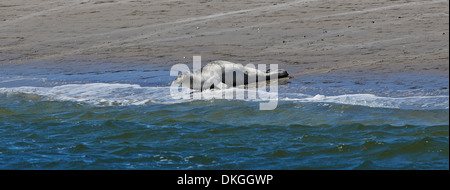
1,83 -> 448,109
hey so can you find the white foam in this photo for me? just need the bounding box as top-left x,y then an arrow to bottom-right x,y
286,93 -> 449,109
0,83 -> 179,106
1,83 -> 448,109
0,83 -> 277,105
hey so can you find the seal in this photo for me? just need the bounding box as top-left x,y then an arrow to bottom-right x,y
172,60 -> 289,91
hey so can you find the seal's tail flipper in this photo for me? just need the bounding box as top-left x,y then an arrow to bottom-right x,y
278,70 -> 289,78
266,69 -> 289,80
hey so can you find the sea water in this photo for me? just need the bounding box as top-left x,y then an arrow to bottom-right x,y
0,62 -> 448,169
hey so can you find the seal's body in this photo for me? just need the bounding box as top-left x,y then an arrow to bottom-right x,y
172,60 -> 289,91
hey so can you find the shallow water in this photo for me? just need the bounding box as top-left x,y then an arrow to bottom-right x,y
0,62 -> 448,169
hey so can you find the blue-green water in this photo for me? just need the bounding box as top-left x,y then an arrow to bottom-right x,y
0,63 -> 448,169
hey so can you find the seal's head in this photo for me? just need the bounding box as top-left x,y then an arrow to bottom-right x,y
173,71 -> 192,87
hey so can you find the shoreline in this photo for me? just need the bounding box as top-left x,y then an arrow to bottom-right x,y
1,59 -> 448,100
0,0 -> 449,172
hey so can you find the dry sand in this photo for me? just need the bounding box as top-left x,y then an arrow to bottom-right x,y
0,0 -> 449,78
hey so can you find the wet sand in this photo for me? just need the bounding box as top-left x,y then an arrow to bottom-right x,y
0,0 -> 449,78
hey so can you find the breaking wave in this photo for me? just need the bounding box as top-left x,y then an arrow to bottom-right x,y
0,83 -> 448,109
